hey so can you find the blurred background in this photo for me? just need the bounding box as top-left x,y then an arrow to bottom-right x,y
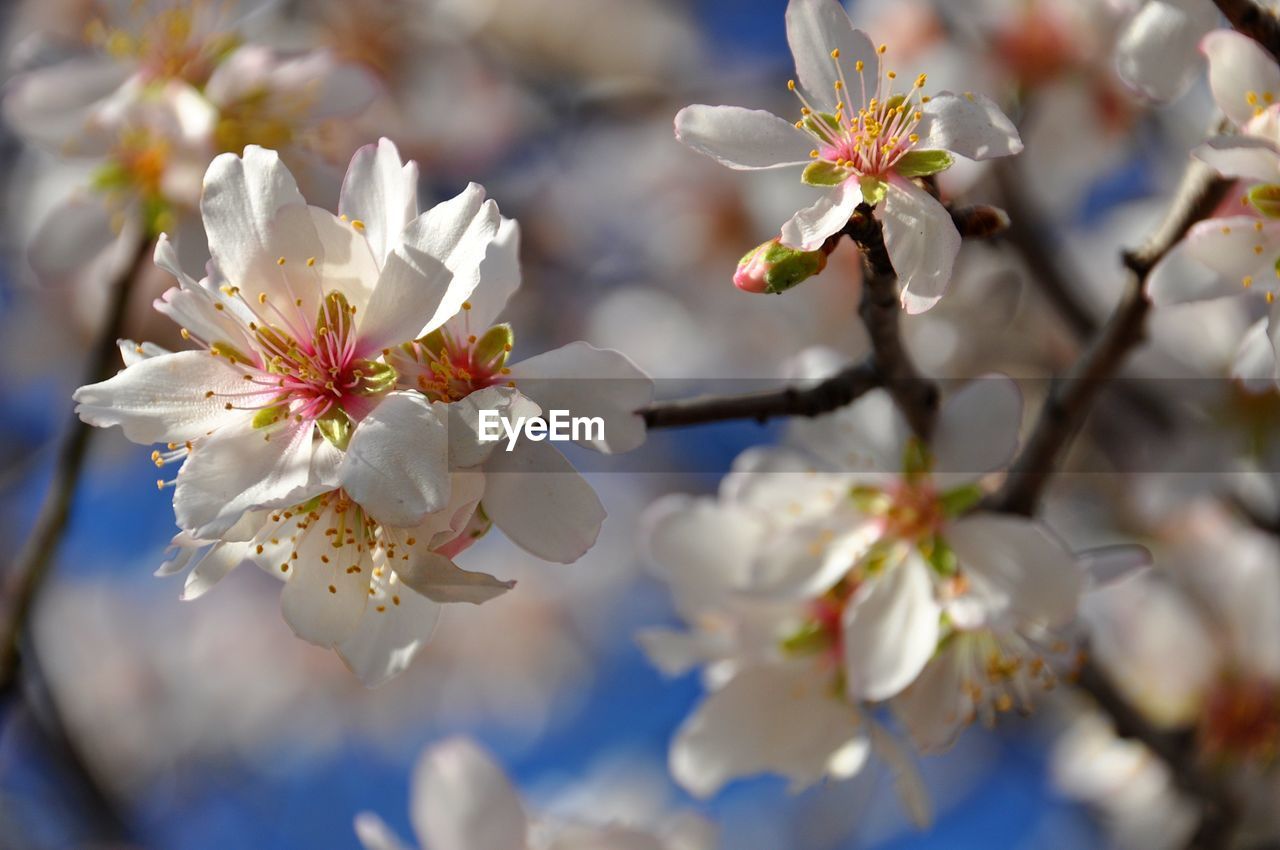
0,0 -> 1269,848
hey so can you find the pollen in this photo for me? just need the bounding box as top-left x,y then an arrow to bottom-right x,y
277,257 -> 286,266
351,219 -> 366,231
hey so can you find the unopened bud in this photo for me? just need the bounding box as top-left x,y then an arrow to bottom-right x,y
734,238 -> 828,294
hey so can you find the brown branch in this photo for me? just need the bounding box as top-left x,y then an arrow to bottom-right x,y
988,160 -> 1231,515
0,236 -> 152,698
1213,0 -> 1280,57
846,206 -> 940,439
640,361 -> 881,429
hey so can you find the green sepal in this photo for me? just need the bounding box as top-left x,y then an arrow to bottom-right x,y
316,409 -> 353,451
353,360 -> 398,396
902,436 -> 933,478
850,483 -> 890,513
416,328 -> 448,357
938,484 -> 984,517
921,533 -> 958,577
895,150 -> 954,178
473,323 -> 514,370
802,159 -> 852,187
1248,183 -> 1280,219
859,175 -> 888,207
780,621 -> 834,657
210,341 -> 254,366
251,404 -> 289,429
315,290 -> 354,339
802,111 -> 842,135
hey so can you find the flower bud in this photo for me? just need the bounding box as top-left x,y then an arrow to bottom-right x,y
734,238 -> 828,294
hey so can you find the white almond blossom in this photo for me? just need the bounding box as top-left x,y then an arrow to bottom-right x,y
4,1 -> 378,279
673,0 -> 1022,312
1113,0 -> 1221,101
1151,30 -> 1280,384
354,737 -> 714,850
640,365 -> 1089,800
74,139 -> 653,679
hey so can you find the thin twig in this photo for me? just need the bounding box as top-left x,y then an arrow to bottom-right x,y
640,361 -> 881,429
988,160 -> 1231,515
0,236 -> 152,698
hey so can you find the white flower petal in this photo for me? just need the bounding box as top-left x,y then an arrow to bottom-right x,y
173,419 -> 315,539
947,514 -> 1081,627
1233,317 -> 1280,390
843,553 -> 941,701
280,510 -> 369,647
200,147 -> 325,317
506,342 -> 653,454
446,387 -> 541,469
358,248 -> 453,355
340,138 -> 420,266
643,495 -> 765,600
1193,135 -> 1280,181
780,181 -> 861,251
396,552 -> 514,605
670,662 -> 866,797
1116,2 -> 1215,102
1204,28 -> 1280,127
481,439 -> 604,564
395,183 -> 501,334
878,178 -> 961,314
788,388 -> 909,473
304,206 -> 381,313
354,813 -> 415,850
341,392 -> 450,527
3,56 -> 129,149
455,216 -> 521,331
410,738 -> 528,850
27,197 -> 118,282
337,576 -> 442,687
73,350 -> 255,445
932,374 -> 1022,485
892,648 -> 966,753
785,0 -> 878,109
915,92 -> 1022,160
673,104 -> 813,170
1149,237 -> 1249,305
1182,214 -> 1280,289
180,540 -> 250,600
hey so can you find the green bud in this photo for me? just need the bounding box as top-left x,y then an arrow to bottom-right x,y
802,159 -> 852,187
473,323 -> 514,371
1248,183 -> 1280,219
735,238 -> 829,294
894,150 -> 954,178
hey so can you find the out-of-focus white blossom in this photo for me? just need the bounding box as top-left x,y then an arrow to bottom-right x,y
673,0 -> 1022,312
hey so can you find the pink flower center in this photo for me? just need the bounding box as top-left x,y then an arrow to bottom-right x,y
789,43 -> 929,178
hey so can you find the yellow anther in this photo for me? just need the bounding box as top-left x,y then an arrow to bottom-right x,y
877,44 -> 887,54
788,79 -> 797,91
351,219 -> 365,231
462,301 -> 472,310
810,149 -> 820,158
1248,91 -> 1260,105
915,73 -> 927,88
1270,292 -> 1277,304
259,292 -> 268,304
1245,276 -> 1254,288
887,70 -> 897,80
831,48 -> 840,59
855,60 -> 864,72
277,257 -> 286,266
307,257 -> 316,267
